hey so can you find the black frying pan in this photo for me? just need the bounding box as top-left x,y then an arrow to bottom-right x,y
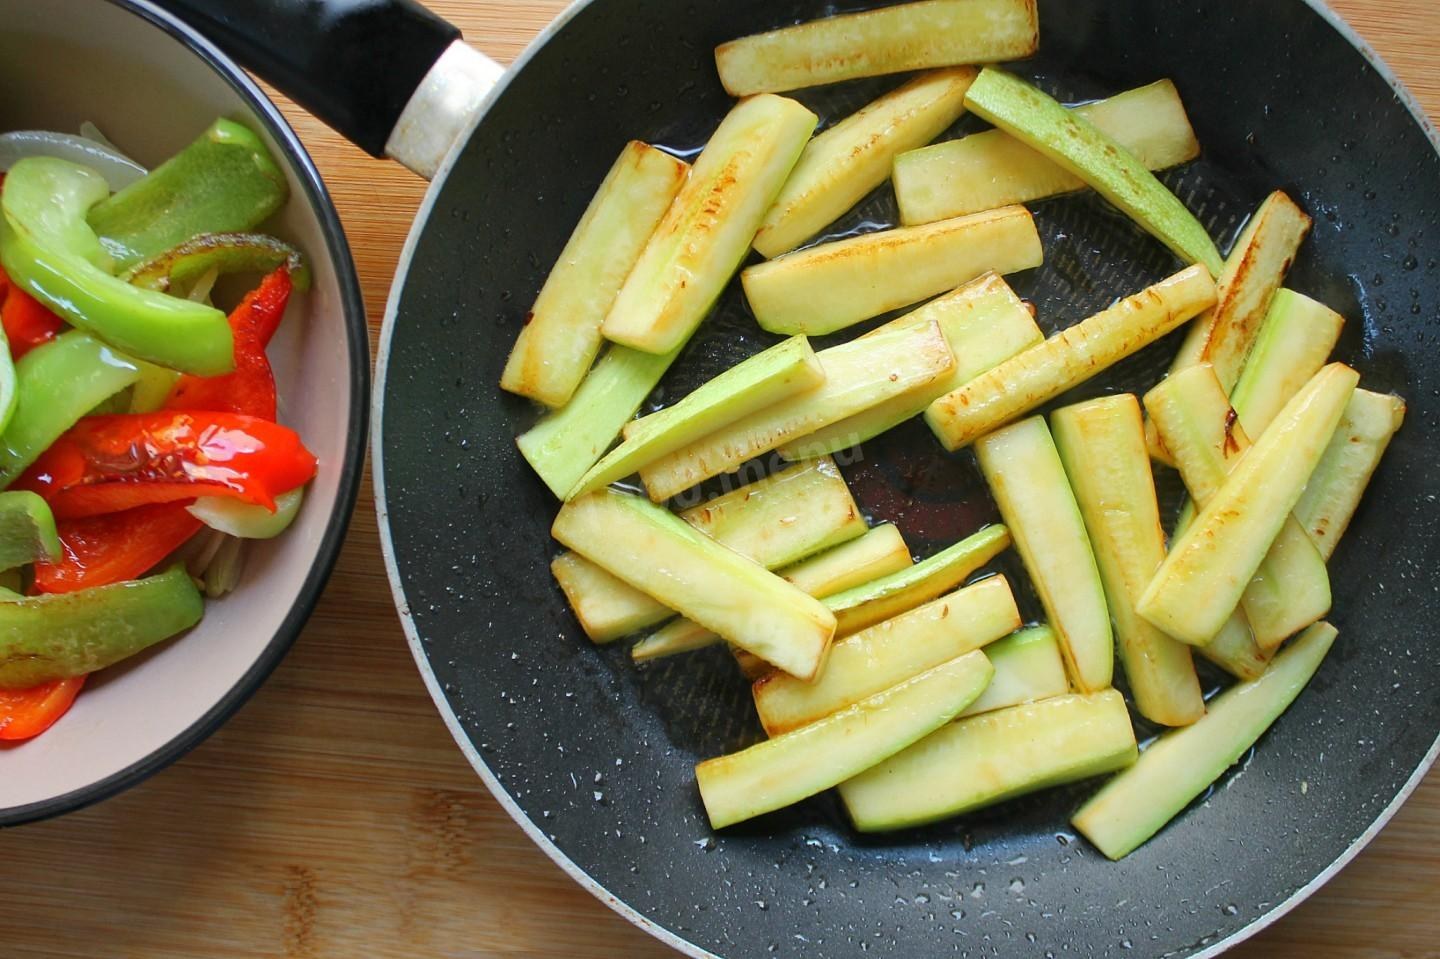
157,1 -> 1440,955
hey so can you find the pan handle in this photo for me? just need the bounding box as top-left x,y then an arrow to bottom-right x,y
150,0 -> 503,179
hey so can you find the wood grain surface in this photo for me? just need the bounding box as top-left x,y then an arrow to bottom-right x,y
3,2 -> 1439,957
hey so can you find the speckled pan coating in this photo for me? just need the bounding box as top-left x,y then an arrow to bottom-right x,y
377,1 -> 1440,956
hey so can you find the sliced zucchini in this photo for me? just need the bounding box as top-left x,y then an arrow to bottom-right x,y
1145,363 -> 1334,649
552,489 -> 836,680
1294,389 -> 1406,561
696,650 -> 995,829
1137,365 -> 1358,645
753,68 -> 977,259
825,524 -> 1011,636
517,343 -> 680,499
714,0 -> 1039,97
556,457 -> 865,643
1168,191 -> 1312,391
840,690 -> 1137,832
0,491 -> 61,571
631,523 -> 912,663
187,488 -> 304,540
975,417 -> 1113,692
963,68 -> 1223,275
960,625 -> 1070,719
780,273 -> 1042,459
895,79 -> 1200,225
1230,288 -> 1346,439
1073,621 -> 1337,860
600,95 -> 817,355
499,141 -> 689,408
753,575 -> 1020,736
551,552 -> 670,644
1051,396 -> 1204,725
1196,614 -> 1271,682
779,522 -> 912,596
638,319 -> 956,502
570,336 -> 825,498
742,205 -> 1042,336
926,264 -> 1217,451
679,456 -> 867,566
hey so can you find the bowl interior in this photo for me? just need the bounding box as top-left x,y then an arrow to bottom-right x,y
0,0 -> 359,819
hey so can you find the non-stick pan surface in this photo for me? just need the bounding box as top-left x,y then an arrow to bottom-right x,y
375,1 -> 1440,955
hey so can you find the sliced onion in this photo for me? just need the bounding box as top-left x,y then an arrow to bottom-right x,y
0,130 -> 146,190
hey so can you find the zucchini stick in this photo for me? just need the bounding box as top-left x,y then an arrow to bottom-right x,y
569,336 -> 824,498
754,68 -> 977,259
840,690 -> 1138,833
552,552 -> 670,643
553,457 -> 864,643
1052,396 -> 1204,725
1074,622 -> 1337,860
1229,288 -> 1345,439
500,142 -> 688,408
639,319 -> 956,502
714,0 -> 1039,97
753,576 -> 1020,736
1137,364 -> 1357,645
960,625 -> 1070,719
1294,389 -> 1406,561
679,456 -> 866,567
696,651 -> 996,829
1169,192 -> 1312,390
895,80 -> 1200,225
601,95 -> 817,354
1197,615 -> 1271,682
826,525 -> 1011,636
553,489 -> 837,680
742,205 -> 1042,336
1146,364 -> 1333,649
517,342 -> 680,499
1145,192 -> 1313,462
976,417 -> 1113,692
963,68 -> 1223,275
632,523 -> 912,663
780,273 -> 1042,459
926,264 -> 1217,451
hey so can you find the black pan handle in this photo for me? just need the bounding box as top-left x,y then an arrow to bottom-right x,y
151,0 -> 503,178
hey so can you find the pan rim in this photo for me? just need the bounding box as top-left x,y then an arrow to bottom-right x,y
370,1 -> 1440,957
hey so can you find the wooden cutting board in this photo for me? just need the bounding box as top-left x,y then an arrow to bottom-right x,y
3,2 -> 1438,957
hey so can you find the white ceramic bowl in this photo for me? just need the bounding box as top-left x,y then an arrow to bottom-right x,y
0,0 -> 367,823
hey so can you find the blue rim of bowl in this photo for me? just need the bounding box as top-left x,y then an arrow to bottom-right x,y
0,0 -> 369,828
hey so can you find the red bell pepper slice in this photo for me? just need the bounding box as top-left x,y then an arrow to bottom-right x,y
32,503 -> 204,594
0,271 -> 67,361
0,676 -> 86,741
17,411 -> 316,520
26,270 -> 304,593
166,266 -> 292,420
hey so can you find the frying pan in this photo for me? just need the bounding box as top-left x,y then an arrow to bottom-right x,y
157,0 -> 1440,955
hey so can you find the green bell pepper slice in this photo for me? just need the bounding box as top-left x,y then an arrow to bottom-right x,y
88,119 -> 289,270
188,487 -> 305,540
1,157 -> 234,375
0,565 -> 204,688
123,232 -> 311,295
0,329 -> 141,488
0,321 -> 15,435
0,490 -> 61,571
